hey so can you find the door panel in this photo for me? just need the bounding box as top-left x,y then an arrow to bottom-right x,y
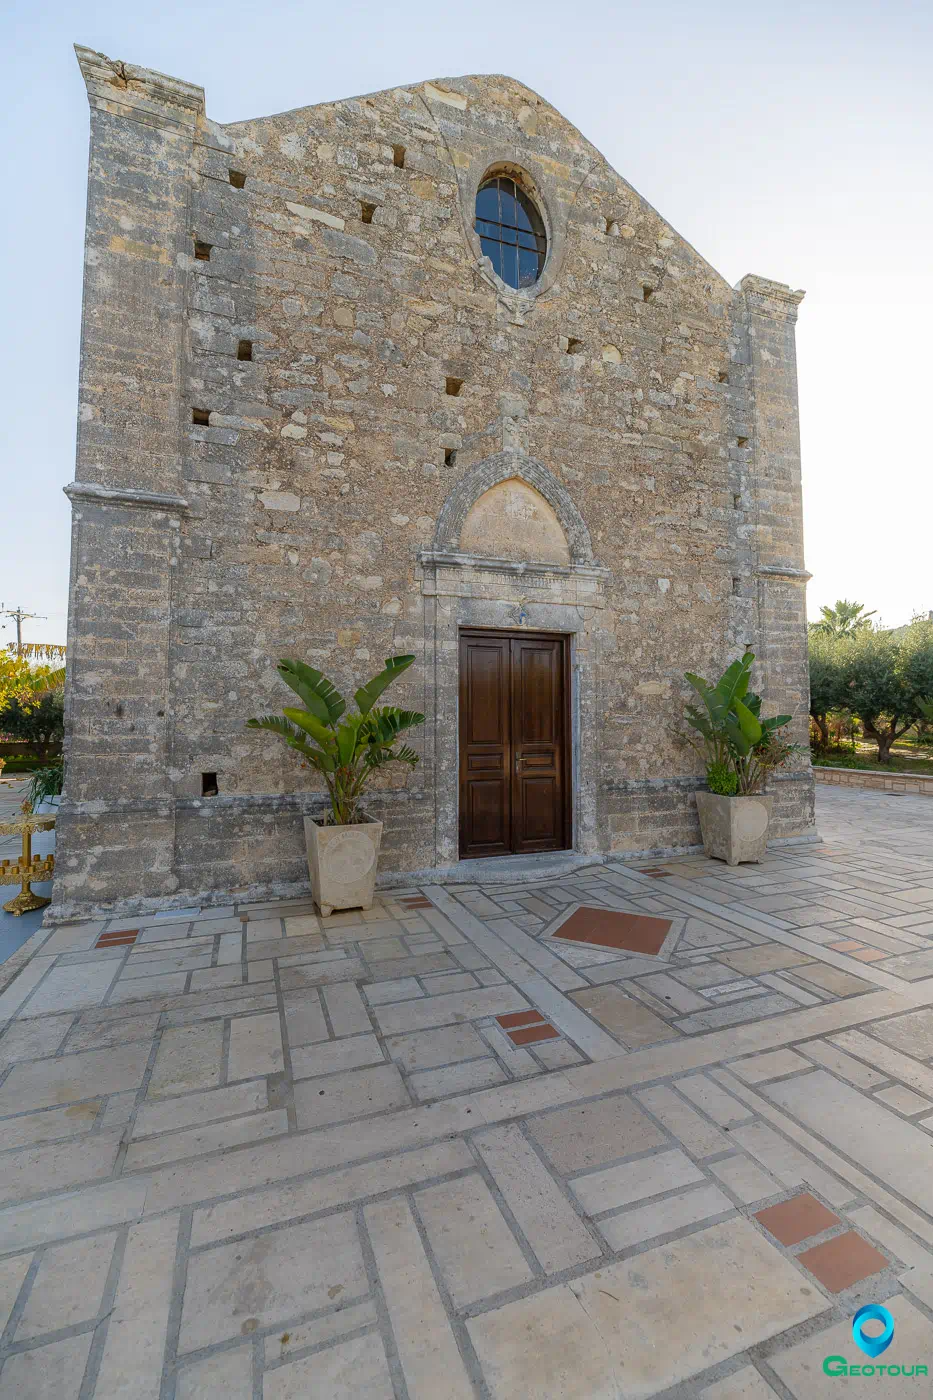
510,635 -> 566,854
517,776 -> 559,846
459,630 -> 570,858
459,635 -> 511,857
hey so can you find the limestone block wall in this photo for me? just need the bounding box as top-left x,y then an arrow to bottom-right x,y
54,48 -> 815,916
813,767 -> 933,797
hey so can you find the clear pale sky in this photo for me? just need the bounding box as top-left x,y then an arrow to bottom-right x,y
2,0 -> 930,649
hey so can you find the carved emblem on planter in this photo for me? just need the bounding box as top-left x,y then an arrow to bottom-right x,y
323,828 -> 377,884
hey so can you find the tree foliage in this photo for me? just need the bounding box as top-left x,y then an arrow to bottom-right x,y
810,599 -> 876,640
807,631 -> 846,748
0,646 -> 66,707
0,692 -> 65,761
809,616 -> 933,763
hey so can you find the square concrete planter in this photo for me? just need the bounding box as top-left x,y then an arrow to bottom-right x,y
695,792 -> 774,866
303,814 -> 383,917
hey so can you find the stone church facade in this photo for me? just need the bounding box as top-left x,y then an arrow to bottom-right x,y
54,46 -> 814,917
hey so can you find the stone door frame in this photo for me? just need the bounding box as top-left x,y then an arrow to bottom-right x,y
458,626 -> 573,859
419,451 -> 609,869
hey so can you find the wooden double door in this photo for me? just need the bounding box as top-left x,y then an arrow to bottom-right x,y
459,630 -> 572,859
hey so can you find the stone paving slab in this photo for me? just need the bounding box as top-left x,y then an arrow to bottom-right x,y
1,787 -> 933,1394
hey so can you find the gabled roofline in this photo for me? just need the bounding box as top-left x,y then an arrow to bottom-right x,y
222,70 -> 742,294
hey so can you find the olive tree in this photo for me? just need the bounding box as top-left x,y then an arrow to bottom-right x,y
807,631 -> 845,750
839,619 -> 933,763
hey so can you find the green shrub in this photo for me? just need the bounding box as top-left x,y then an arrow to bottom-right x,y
706,761 -> 739,796
0,755 -> 42,773
0,692 -> 64,762
26,760 -> 64,812
683,652 -> 796,795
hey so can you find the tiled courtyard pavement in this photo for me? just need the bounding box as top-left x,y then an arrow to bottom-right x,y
2,788 -> 933,1396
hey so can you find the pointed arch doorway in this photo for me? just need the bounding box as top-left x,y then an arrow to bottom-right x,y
420,447 -> 609,870
459,628 -> 571,858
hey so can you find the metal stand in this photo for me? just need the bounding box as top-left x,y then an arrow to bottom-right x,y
1,811 -> 56,915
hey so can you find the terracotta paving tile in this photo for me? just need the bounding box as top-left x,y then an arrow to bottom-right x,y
754,1192 -> 841,1246
797,1231 -> 889,1292
829,940 -> 864,952
850,947 -> 888,962
96,931 -> 138,948
497,1010 -> 546,1030
552,906 -> 672,956
508,1023 -> 560,1046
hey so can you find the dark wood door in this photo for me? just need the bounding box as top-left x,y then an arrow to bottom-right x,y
459,630 -> 570,858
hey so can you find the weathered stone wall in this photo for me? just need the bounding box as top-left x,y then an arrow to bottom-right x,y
54,48 -> 815,916
814,767 -> 933,797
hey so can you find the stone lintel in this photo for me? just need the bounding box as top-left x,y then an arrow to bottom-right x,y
738,274 -> 806,321
64,481 -> 190,513
418,550 -> 609,580
74,44 -> 205,130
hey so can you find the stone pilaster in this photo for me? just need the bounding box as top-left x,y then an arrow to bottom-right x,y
54,51 -> 204,915
739,274 -> 814,834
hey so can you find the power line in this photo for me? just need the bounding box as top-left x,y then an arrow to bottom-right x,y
0,606 -> 46,655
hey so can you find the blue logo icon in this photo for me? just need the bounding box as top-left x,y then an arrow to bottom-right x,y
852,1304 -> 895,1358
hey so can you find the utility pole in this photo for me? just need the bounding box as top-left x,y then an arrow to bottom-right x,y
0,607 -> 45,655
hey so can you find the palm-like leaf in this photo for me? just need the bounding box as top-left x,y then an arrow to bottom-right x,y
366,707 -> 426,741
278,660 -> 345,723
681,650 -> 793,793
248,656 -> 425,824
684,673 -> 712,713
686,659 -> 752,730
723,713 -> 754,756
283,707 -> 337,750
354,655 -> 415,715
731,696 -> 762,744
684,704 -> 715,740
247,714 -> 333,768
246,714 -> 300,740
717,655 -> 753,705
363,741 -> 420,770
334,714 -> 367,767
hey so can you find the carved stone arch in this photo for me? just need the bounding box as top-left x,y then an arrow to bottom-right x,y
433,451 -> 596,566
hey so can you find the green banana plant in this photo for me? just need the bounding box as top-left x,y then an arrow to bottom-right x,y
247,655 -> 425,825
683,652 -> 794,794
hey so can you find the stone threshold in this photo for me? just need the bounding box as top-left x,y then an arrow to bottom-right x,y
383,849 -> 604,888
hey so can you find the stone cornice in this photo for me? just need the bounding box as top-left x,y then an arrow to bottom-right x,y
75,45 -> 205,132
756,564 -> 812,582
738,274 -> 806,321
418,550 -> 610,580
64,481 -> 190,513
